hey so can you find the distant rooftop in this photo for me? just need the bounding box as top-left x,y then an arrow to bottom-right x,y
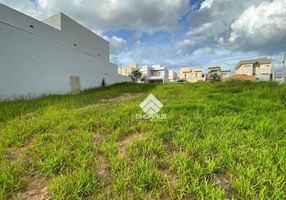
235,57 -> 272,70
208,66 -> 221,69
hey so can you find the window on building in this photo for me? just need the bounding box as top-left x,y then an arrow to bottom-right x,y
151,71 -> 161,76
253,62 -> 260,75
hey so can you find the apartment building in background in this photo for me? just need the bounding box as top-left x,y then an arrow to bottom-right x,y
140,65 -> 169,83
179,67 -> 205,82
0,4 -> 130,100
207,66 -> 231,80
118,63 -> 139,76
169,70 -> 178,82
234,57 -> 273,81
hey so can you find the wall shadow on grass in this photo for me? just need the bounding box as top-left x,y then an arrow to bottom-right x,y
0,83 -> 158,123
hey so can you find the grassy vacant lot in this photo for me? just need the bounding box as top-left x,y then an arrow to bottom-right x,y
0,81 -> 286,199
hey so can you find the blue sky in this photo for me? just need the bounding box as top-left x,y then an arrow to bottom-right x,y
1,0 -> 286,73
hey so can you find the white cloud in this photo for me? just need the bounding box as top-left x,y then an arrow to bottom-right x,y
177,0 -> 286,55
135,40 -> 142,46
0,0 -> 189,33
229,0 -> 286,52
175,39 -> 192,50
200,0 -> 214,9
180,0 -> 249,52
204,47 -> 215,55
217,37 -> 224,44
0,0 -> 37,16
37,0 -> 47,8
103,35 -> 127,54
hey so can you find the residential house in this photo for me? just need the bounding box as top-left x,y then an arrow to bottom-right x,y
140,65 -> 169,83
179,67 -> 205,82
118,63 -> 139,76
234,57 -> 273,81
179,67 -> 192,81
169,70 -> 178,82
0,3 -> 130,100
207,66 -> 231,80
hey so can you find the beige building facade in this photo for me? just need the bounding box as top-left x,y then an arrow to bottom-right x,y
118,63 -> 139,76
179,67 -> 205,82
235,57 -> 273,81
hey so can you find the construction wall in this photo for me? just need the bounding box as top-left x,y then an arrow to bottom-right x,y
0,4 -> 130,100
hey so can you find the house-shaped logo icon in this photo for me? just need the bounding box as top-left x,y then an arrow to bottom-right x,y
139,94 -> 163,116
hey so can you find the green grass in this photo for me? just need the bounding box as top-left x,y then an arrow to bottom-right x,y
0,81 -> 286,199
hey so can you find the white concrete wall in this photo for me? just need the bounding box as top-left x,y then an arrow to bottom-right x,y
0,4 -> 130,100
162,69 -> 169,83
168,70 -> 177,81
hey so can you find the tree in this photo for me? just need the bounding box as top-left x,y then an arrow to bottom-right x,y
130,70 -> 142,83
209,73 -> 221,82
101,78 -> 106,87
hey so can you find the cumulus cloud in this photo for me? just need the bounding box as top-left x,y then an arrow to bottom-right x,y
204,47 -> 215,55
200,0 -> 214,9
175,39 -> 192,51
103,35 -> 127,54
179,0 -> 264,50
0,0 -> 37,16
229,0 -> 286,53
0,0 -> 189,33
176,0 -> 286,56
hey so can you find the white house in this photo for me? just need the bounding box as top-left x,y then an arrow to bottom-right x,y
140,65 -> 169,83
0,3 -> 130,100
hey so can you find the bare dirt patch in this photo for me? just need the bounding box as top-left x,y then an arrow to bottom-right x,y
213,172 -> 235,197
163,140 -> 178,153
92,134 -> 111,181
158,162 -> 181,200
16,173 -> 50,200
159,162 -> 179,186
79,92 -> 143,110
117,132 -> 145,156
97,152 -> 111,181
92,133 -> 102,148
8,140 -> 34,165
99,92 -> 143,103
8,139 -> 51,200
